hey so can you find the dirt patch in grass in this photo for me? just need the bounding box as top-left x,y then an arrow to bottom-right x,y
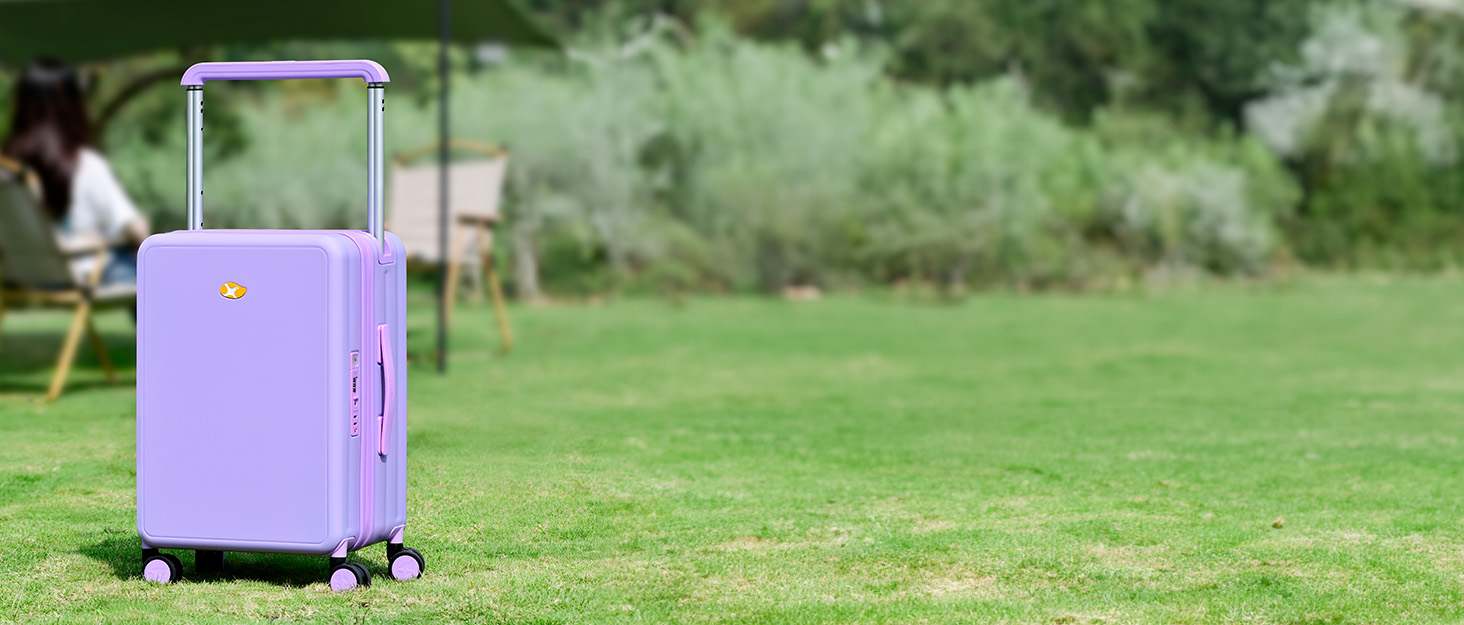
911,519 -> 959,535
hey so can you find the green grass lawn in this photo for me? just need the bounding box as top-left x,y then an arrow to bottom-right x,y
4,279 -> 1464,623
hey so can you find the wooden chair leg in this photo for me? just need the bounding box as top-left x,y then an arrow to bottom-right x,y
467,262 -> 484,303
483,233 -> 514,354
444,225 -> 465,331
46,301 -> 91,403
87,315 -> 117,385
468,223 -> 487,304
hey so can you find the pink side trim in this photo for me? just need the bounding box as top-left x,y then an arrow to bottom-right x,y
346,232 -> 377,549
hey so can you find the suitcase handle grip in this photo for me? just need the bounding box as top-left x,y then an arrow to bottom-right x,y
181,60 -> 390,86
378,324 -> 395,457
181,60 -> 390,257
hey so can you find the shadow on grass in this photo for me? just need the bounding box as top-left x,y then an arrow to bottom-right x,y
80,535 -> 396,588
0,329 -> 137,394
0,378 -> 132,396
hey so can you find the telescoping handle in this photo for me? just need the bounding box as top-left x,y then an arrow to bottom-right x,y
181,60 -> 390,252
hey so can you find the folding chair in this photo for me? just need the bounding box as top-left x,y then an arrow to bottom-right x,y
0,155 -> 134,401
388,139 -> 513,353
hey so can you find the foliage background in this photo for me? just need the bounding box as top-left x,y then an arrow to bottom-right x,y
14,0 -> 1464,296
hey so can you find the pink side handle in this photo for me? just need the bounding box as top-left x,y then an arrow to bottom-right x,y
378,324 -> 395,457
181,60 -> 390,86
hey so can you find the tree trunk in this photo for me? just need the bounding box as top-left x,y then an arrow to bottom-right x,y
511,223 -> 542,302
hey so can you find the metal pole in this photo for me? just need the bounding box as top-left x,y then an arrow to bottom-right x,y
367,83 -> 385,249
437,0 -> 451,373
186,86 -> 203,230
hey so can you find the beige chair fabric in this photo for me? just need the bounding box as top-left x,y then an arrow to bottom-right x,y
387,158 -> 506,264
387,143 -> 514,354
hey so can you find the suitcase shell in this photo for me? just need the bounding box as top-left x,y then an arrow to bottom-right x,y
136,62 -> 412,582
136,229 -> 407,556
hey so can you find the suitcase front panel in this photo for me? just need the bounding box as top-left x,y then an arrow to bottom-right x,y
138,239 -> 355,550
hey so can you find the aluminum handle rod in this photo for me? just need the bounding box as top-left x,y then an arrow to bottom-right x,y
368,84 -> 384,247
186,87 -> 203,230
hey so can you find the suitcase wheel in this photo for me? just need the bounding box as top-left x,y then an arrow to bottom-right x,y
195,550 -> 226,576
328,561 -> 371,591
387,546 -> 425,581
142,553 -> 182,584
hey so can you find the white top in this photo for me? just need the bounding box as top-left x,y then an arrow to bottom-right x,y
57,148 -> 141,282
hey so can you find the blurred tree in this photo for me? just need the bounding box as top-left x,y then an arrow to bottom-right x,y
519,0 -> 1320,125
879,0 -> 1009,86
522,0 -> 862,43
1144,0 -> 1319,126
1245,2 -> 1463,267
985,0 -> 1156,119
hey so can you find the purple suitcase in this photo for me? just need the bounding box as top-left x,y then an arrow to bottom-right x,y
135,61 -> 419,591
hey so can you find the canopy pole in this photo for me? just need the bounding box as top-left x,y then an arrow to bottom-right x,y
436,0 -> 451,374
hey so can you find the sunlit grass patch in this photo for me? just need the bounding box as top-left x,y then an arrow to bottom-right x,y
4,279 -> 1464,622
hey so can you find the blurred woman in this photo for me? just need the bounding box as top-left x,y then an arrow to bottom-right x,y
3,59 -> 150,286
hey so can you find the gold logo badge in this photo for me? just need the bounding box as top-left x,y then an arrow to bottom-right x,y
220,282 -> 247,300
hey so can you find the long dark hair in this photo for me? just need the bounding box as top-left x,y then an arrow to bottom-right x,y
2,59 -> 93,220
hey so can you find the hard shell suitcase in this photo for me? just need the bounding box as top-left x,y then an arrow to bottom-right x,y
136,60 -> 420,591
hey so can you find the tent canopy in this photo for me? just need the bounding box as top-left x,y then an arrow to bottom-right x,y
0,0 -> 558,64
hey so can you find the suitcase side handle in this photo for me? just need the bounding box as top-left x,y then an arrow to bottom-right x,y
378,323 -> 395,457
181,60 -> 390,256
181,60 -> 390,86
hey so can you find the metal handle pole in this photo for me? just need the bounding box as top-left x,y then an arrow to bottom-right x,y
186,86 -> 203,230
368,83 -> 385,249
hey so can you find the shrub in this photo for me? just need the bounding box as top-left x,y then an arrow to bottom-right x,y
100,22 -> 1302,296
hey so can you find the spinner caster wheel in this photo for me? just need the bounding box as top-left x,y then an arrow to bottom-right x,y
387,546 -> 425,581
196,550 -> 226,576
328,561 -> 371,591
142,552 -> 182,584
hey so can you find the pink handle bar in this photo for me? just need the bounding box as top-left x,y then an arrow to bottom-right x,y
181,60 -> 390,86
378,324 -> 395,457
